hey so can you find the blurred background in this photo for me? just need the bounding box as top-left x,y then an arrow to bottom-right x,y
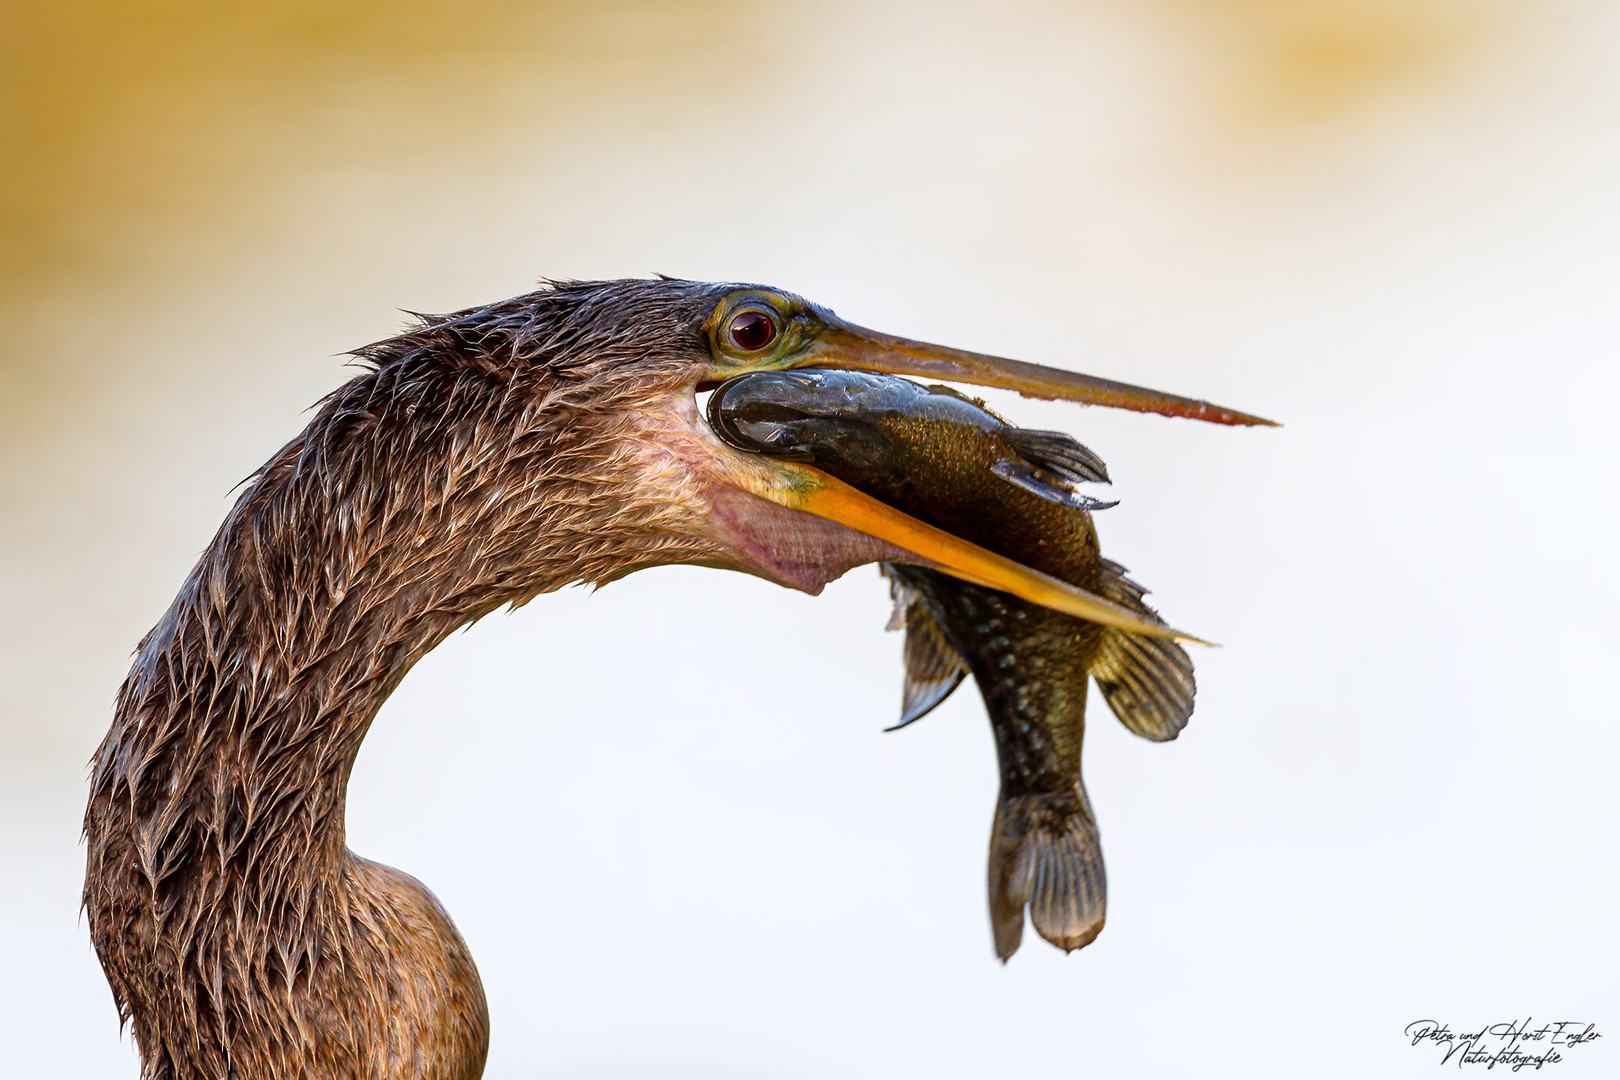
2,0 -> 1616,1076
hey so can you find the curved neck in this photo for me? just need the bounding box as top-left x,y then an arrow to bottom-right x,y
98,457 -> 503,892
81,405 -> 532,1078
80,288 -> 744,1079
89,355 -> 723,905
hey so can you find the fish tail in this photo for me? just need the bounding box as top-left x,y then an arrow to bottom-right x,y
1093,558 -> 1196,741
987,783 -> 1106,961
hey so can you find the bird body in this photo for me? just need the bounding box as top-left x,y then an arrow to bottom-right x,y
84,279 -> 1265,1078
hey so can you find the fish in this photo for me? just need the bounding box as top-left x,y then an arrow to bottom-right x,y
708,369 -> 1195,959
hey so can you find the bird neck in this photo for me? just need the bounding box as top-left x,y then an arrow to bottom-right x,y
84,491 -> 502,1077
82,369 -> 646,1078
89,362 -> 710,890
94,450 -> 507,902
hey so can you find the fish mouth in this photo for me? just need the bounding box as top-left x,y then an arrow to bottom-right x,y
698,375 -> 1212,646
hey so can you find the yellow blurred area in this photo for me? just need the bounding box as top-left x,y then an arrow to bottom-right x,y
0,0 -> 751,297
1,0 -> 1509,303
2,2 -> 1614,1077
1173,0 -> 1479,121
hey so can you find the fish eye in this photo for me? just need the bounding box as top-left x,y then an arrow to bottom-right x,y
727,310 -> 777,352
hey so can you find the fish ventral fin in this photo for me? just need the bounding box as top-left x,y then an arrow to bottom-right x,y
882,566 -> 968,730
992,428 -> 1118,511
989,783 -> 1107,961
1092,558 -> 1197,742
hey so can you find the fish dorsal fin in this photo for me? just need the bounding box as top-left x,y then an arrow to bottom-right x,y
1003,427 -> 1110,485
991,428 -> 1118,511
1091,558 -> 1196,742
883,568 -> 969,730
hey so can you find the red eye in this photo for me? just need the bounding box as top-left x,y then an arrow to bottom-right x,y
728,310 -> 777,351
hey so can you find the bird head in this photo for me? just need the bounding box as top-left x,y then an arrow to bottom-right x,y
345,278 -> 1267,640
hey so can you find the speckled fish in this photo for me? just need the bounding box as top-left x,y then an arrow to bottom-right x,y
708,369 -> 1195,959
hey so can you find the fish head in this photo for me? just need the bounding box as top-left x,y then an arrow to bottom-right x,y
705,368 -> 1000,484
704,367 -> 1205,643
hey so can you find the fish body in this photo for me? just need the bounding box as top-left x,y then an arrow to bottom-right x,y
709,370 -> 1194,959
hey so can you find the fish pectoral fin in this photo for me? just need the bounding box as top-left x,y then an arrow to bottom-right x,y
1002,427 -> 1111,484
989,458 -> 1120,512
1092,558 -> 1197,742
882,565 -> 969,730
988,784 -> 1107,961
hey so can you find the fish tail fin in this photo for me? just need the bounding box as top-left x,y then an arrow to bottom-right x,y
988,783 -> 1107,961
1092,558 -> 1196,742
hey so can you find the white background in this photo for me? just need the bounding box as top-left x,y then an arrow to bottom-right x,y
2,1 -> 1615,1076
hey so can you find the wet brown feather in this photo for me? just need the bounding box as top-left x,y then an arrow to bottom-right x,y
83,279 -> 751,1080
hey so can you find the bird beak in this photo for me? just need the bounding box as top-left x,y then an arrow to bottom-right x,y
797,321 -> 1277,427
716,452 -> 1211,646
701,309 -> 1255,641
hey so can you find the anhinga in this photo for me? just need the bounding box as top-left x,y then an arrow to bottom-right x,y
84,279 -> 1268,1080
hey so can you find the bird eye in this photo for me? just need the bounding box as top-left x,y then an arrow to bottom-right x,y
728,310 -> 777,351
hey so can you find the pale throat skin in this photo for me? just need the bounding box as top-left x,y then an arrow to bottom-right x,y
629,388 -> 912,592
83,277 -> 1261,1080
